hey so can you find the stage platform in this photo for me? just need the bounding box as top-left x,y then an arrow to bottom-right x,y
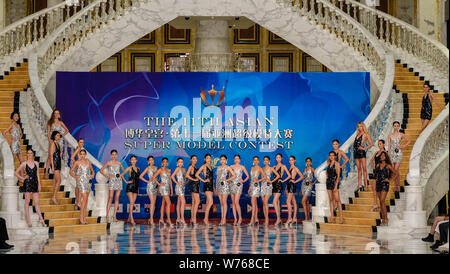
2,219 -> 436,254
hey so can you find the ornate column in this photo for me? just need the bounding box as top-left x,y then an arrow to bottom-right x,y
92,172 -> 108,217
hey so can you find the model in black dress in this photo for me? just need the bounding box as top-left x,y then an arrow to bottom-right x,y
50,131 -> 63,205
186,155 -> 200,226
374,151 -> 396,225
369,139 -> 388,212
353,122 -> 374,192
420,84 -> 444,131
196,154 -> 215,225
325,151 -> 343,224
121,156 -> 140,225
272,153 -> 291,226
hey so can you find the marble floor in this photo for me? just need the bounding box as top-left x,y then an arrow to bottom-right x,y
2,221 -> 439,254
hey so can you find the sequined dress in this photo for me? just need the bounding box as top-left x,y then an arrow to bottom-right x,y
189,166 -> 200,194
159,172 -> 171,196
126,167 -> 140,193
301,169 -> 314,197
76,163 -> 91,193
248,169 -> 260,197
375,164 -> 390,192
353,134 -> 366,159
10,126 -> 22,154
23,163 -> 38,193
146,167 -> 158,195
389,135 -> 403,163
203,166 -> 214,192
216,166 -> 230,195
420,94 -> 432,120
175,169 -> 186,196
50,123 -> 66,146
286,167 -> 297,193
272,166 -> 283,193
260,168 -> 273,196
326,162 -> 338,190
230,167 -> 243,195
108,164 -> 122,190
52,141 -> 61,171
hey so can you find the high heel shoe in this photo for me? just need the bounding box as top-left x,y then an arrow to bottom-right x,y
40,219 -> 47,227
274,219 -> 281,226
159,219 -> 165,228
370,205 -> 379,212
27,222 -> 32,228
292,219 -> 298,227
254,220 -> 259,226
284,219 -> 292,227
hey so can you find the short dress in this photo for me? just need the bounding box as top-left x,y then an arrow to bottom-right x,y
353,134 -> 366,159
389,135 -> 403,163
175,169 -> 187,196
286,167 -> 297,193
146,167 -> 158,195
248,169 -> 260,197
260,168 -> 273,196
159,172 -> 171,196
301,169 -> 314,197
126,167 -> 140,194
23,163 -> 38,193
375,164 -> 390,192
76,163 -> 91,193
420,94 -> 432,120
10,126 -> 22,154
230,167 -> 243,195
189,166 -> 200,194
272,166 -> 283,194
326,162 -> 339,190
203,167 -> 214,192
52,141 -> 62,171
216,166 -> 230,195
50,123 -> 66,147
108,164 -> 123,191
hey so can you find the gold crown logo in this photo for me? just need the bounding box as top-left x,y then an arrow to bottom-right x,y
200,84 -> 225,107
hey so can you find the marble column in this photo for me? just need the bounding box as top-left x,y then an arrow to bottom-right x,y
92,172 -> 109,217
311,169 -> 330,222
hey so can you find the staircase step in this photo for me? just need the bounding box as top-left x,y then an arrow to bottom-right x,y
47,217 -> 99,227
39,204 -> 76,212
33,197 -> 75,205
351,197 -> 393,205
356,191 -> 397,199
51,223 -> 107,234
325,217 -> 379,226
340,210 -> 381,219
319,223 -> 375,233
42,211 -> 81,219
39,192 -> 70,199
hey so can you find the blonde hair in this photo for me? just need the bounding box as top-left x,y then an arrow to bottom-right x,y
356,122 -> 369,135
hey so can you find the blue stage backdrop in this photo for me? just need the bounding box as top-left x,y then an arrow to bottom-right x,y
56,72 -> 370,219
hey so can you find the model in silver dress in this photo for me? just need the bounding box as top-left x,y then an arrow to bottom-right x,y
248,170 -> 260,197
108,164 -> 123,190
50,123 -> 66,145
175,169 -> 186,196
230,167 -> 243,194
159,172 -> 171,196
76,164 -> 91,193
146,168 -> 158,195
216,166 -> 230,195
301,169 -> 314,197
389,135 -> 402,163
10,126 -> 22,154
260,168 -> 273,196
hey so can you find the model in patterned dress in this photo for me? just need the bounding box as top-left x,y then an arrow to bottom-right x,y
121,156 -> 141,225
420,84 -> 444,131
2,112 -> 24,163
171,158 -> 188,227
100,149 -> 126,222
302,158 -> 317,221
186,155 -> 200,226
230,154 -> 250,226
215,155 -> 236,226
374,151 -> 396,225
286,156 -> 303,226
196,154 -> 215,225
388,121 -> 411,192
45,109 -> 68,179
248,156 -> 265,226
151,157 -> 173,227
261,156 -> 280,226
14,149 -> 46,228
140,155 -> 159,225
326,151 -> 343,224
353,122 -> 374,192
49,131 -> 63,205
273,153 -> 291,226
69,149 -> 95,224
70,138 -> 85,209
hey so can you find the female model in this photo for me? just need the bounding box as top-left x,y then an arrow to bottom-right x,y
230,154 -> 250,226
216,155 -> 236,226
421,83 -> 444,131
49,131 -> 63,205
369,140 -> 389,211
171,158 -> 187,226
196,154 -> 215,225
388,121 -> 411,192
302,157 -> 317,221
186,155 -> 200,226
69,149 -> 95,224
326,151 -> 343,224
374,151 -> 396,225
70,138 -> 84,209
140,155 -> 158,225
121,155 -> 140,225
3,111 -> 24,163
45,109 -> 69,178
331,140 -> 348,214
286,156 -> 303,226
100,149 -> 126,222
14,149 -> 46,227
248,156 -> 265,226
273,153 -> 291,226
353,122 -> 374,191
151,157 -> 173,227
261,156 -> 279,226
